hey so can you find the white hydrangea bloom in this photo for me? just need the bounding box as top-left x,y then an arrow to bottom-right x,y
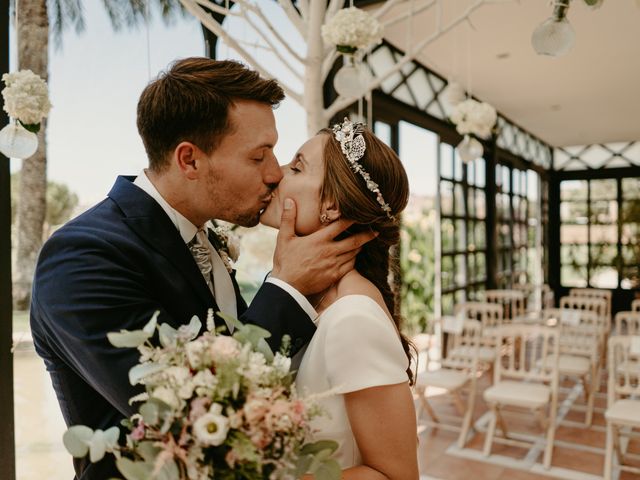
2,70 -> 52,125
450,99 -> 497,139
321,7 -> 383,51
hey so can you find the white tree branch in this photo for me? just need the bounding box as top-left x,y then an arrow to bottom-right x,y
179,0 -> 302,105
297,0 -> 310,21
326,0 -> 344,19
321,49 -> 339,82
382,0 -> 436,29
324,0 -> 498,120
193,0 -> 236,17
277,0 -> 306,38
373,0 -> 404,19
239,1 -> 305,64
235,4 -> 303,79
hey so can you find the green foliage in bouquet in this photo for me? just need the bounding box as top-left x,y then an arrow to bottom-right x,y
63,311 -> 340,480
400,210 -> 435,335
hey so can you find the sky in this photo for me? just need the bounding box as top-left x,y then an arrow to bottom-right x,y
8,1 -> 437,207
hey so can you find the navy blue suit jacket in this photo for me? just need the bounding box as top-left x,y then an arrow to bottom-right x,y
30,176 -> 316,479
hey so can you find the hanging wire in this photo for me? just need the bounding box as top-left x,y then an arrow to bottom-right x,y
145,0 -> 151,79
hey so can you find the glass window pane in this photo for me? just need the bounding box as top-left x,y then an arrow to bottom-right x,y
456,219 -> 466,252
476,190 -> 486,219
561,180 -> 588,201
562,244 -> 588,265
562,264 -> 588,287
590,266 -> 618,288
590,244 -> 617,265
441,218 -> 454,252
475,222 -> 486,249
622,222 -> 640,244
440,181 -> 453,216
374,121 -> 392,147
455,254 -> 466,287
591,179 -> 617,200
454,184 -> 465,216
561,201 -> 588,223
440,142 -> 454,179
476,254 -> 486,281
454,150 -> 463,182
442,255 -> 454,291
561,224 -> 588,244
475,158 -> 486,188
622,178 -> 640,199
590,200 -> 617,224
441,293 -> 454,315
590,224 -> 617,243
621,265 -> 640,290
622,199 -> 640,223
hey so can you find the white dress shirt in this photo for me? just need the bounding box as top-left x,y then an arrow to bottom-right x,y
132,170 -> 316,321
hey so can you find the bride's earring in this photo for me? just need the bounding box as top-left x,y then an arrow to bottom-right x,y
320,213 -> 330,224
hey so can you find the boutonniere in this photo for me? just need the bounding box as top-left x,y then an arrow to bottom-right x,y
209,222 -> 240,273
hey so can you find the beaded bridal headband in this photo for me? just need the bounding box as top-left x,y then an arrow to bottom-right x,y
331,118 -> 393,219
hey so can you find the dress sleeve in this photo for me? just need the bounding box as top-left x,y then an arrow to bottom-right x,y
324,298 -> 409,394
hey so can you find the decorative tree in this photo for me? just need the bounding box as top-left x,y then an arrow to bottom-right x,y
179,0 -> 510,136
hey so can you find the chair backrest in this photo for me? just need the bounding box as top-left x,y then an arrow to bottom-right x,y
454,302 -> 503,330
493,324 -> 559,386
542,284 -> 555,309
632,299 -> 640,312
615,311 -> 640,336
484,289 -> 527,320
442,319 -> 483,372
559,296 -> 609,331
569,288 -> 612,320
607,335 -> 640,406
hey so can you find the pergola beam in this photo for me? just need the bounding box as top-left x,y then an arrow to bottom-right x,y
0,0 -> 16,479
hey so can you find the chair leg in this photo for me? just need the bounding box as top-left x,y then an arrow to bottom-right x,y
604,421 -> 614,480
483,404 -> 498,457
452,391 -> 466,416
584,372 -> 596,427
419,395 -> 440,424
457,382 -> 476,449
496,407 -> 509,438
543,408 -> 557,469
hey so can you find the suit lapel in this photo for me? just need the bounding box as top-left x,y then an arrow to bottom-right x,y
108,176 -> 218,309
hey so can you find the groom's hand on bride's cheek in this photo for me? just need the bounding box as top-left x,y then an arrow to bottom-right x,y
270,198 -> 377,296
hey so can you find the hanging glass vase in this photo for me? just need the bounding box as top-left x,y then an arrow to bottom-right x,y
0,122 -> 39,159
333,54 -> 371,98
457,135 -> 483,163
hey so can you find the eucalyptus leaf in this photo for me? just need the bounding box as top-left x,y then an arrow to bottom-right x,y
181,315 -> 201,341
139,401 -> 159,425
217,312 -> 245,331
313,459 -> 341,480
136,441 -> 161,463
158,323 -> 178,348
128,362 -> 165,386
103,426 -> 120,449
107,329 -> 151,348
89,430 -> 108,463
308,449 -> 333,473
155,458 -> 180,480
142,311 -> 160,334
116,457 -> 154,480
293,454 -> 313,478
300,440 -> 339,456
62,425 -> 94,457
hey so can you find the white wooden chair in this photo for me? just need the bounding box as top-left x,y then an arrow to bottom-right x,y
604,336 -> 640,480
483,324 -> 560,469
450,302 -> 503,369
484,289 -> 527,321
415,318 -> 482,448
569,288 -> 612,325
542,284 -> 555,310
631,298 -> 640,312
538,309 -> 600,426
560,295 -> 610,364
615,311 -> 640,336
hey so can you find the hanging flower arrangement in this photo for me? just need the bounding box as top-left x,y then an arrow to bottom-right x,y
449,98 -> 497,140
0,69 -> 51,159
321,6 -> 383,98
321,7 -> 383,54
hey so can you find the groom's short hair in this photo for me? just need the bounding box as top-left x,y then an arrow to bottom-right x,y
137,57 -> 285,172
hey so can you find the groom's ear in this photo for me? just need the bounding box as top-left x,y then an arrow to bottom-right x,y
321,200 -> 341,222
175,142 -> 202,179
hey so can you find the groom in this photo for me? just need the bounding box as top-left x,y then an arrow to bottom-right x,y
30,58 -> 373,480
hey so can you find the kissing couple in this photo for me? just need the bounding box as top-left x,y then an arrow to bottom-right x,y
31,57 -> 419,480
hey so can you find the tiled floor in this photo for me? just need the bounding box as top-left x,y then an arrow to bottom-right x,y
417,368 -> 640,479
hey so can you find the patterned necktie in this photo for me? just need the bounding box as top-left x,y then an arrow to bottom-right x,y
188,227 -> 237,331
189,228 -> 214,293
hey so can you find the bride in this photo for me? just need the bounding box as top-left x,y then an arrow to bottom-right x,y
260,118 -> 419,479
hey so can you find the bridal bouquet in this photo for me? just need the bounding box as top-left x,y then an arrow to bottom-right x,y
63,312 -> 340,480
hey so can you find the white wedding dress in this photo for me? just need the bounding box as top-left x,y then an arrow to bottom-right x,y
295,294 -> 409,468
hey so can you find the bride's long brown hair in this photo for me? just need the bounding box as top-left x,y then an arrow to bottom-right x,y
319,125 -> 417,385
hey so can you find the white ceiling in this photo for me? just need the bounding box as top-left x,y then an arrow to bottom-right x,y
373,0 -> 640,147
